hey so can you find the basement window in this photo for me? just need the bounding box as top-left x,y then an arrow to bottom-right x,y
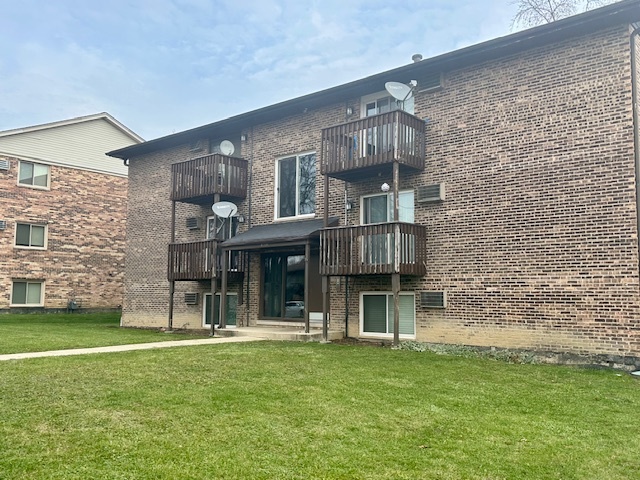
11,280 -> 44,306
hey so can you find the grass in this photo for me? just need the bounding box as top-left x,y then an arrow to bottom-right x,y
0,338 -> 638,479
0,312 -> 205,354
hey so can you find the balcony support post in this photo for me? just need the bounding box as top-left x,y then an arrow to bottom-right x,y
324,174 -> 329,227
392,160 -> 400,346
210,193 -> 220,336
304,241 -> 310,334
210,277 -> 217,336
168,200 -> 177,331
168,281 -> 175,331
322,275 -> 329,342
392,273 -> 400,346
220,248 -> 228,329
322,171 -> 330,341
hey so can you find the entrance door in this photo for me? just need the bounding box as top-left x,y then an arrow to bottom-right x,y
203,293 -> 237,327
261,252 -> 322,320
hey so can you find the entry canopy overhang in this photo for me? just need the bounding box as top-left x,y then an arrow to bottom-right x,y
221,217 -> 339,251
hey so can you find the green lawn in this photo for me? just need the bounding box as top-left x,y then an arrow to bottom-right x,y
0,340 -> 638,479
0,313 -> 205,354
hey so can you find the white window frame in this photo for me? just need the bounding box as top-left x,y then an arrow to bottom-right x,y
360,190 -> 415,224
274,151 -> 316,221
206,215 -> 238,241
17,161 -> 50,190
360,90 -> 414,118
14,223 -> 47,249
202,292 -> 238,328
10,280 -> 45,307
359,291 -> 416,339
206,215 -> 240,272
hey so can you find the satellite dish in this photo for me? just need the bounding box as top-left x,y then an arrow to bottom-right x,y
212,201 -> 238,218
220,140 -> 235,156
385,82 -> 413,102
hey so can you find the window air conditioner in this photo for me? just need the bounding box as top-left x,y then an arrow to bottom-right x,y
420,291 -> 447,309
416,183 -> 445,203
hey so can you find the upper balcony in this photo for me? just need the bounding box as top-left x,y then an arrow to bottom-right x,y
320,222 -> 427,276
320,110 -> 426,181
167,239 -> 245,281
171,154 -> 248,204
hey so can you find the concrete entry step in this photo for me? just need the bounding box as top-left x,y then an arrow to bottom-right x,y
214,326 -> 344,342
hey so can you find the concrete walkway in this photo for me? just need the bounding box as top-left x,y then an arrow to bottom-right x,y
0,336 -> 263,361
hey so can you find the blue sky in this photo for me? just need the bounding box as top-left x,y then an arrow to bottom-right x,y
0,0 -> 520,140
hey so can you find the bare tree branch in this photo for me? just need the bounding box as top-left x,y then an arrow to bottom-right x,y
511,0 -> 615,30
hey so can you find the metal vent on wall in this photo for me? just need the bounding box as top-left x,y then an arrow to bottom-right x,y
184,293 -> 199,305
416,72 -> 443,92
416,183 -> 445,203
0,220 -> 6,230
186,217 -> 200,230
0,159 -> 9,171
189,140 -> 203,152
420,291 -> 447,309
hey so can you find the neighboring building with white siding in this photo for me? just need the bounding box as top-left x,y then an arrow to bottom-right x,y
0,113 -> 142,312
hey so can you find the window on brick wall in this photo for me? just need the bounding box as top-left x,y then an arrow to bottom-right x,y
15,223 -> 47,249
203,293 -> 237,327
11,280 -> 44,306
360,292 -> 415,338
360,191 -> 414,265
206,215 -> 241,271
361,91 -> 414,117
275,152 -> 316,219
18,161 -> 49,188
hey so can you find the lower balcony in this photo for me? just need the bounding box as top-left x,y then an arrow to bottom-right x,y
167,239 -> 245,281
320,222 -> 427,276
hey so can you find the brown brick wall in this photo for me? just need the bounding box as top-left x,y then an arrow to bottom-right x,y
340,25 -> 640,356
0,155 -> 127,310
124,25 -> 640,356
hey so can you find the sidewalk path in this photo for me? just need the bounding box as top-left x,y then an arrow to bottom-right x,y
0,336 -> 263,361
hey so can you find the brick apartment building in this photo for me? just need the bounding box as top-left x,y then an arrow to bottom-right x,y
109,1 -> 640,358
0,113 -> 142,311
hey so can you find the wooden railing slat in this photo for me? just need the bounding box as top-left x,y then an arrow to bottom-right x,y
167,239 -> 245,281
319,222 -> 427,276
171,154 -> 248,202
320,110 -> 425,177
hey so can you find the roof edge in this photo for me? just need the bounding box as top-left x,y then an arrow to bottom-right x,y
0,112 -> 144,143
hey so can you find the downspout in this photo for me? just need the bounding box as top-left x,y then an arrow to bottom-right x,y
343,101 -> 352,339
343,186 -> 350,338
168,200 -> 176,331
245,126 -> 254,327
631,24 -> 640,284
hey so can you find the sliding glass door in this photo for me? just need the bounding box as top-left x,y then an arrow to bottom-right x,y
262,253 -> 306,320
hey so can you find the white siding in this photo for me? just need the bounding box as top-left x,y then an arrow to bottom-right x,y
0,118 -> 137,176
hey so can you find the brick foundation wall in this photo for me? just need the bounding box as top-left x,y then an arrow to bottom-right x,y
0,155 -> 127,310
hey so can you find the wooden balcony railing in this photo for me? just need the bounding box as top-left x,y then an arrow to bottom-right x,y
167,239 -> 245,281
320,222 -> 427,276
320,110 -> 426,181
171,154 -> 248,204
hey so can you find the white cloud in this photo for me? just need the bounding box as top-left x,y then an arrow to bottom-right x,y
0,0 -> 520,139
